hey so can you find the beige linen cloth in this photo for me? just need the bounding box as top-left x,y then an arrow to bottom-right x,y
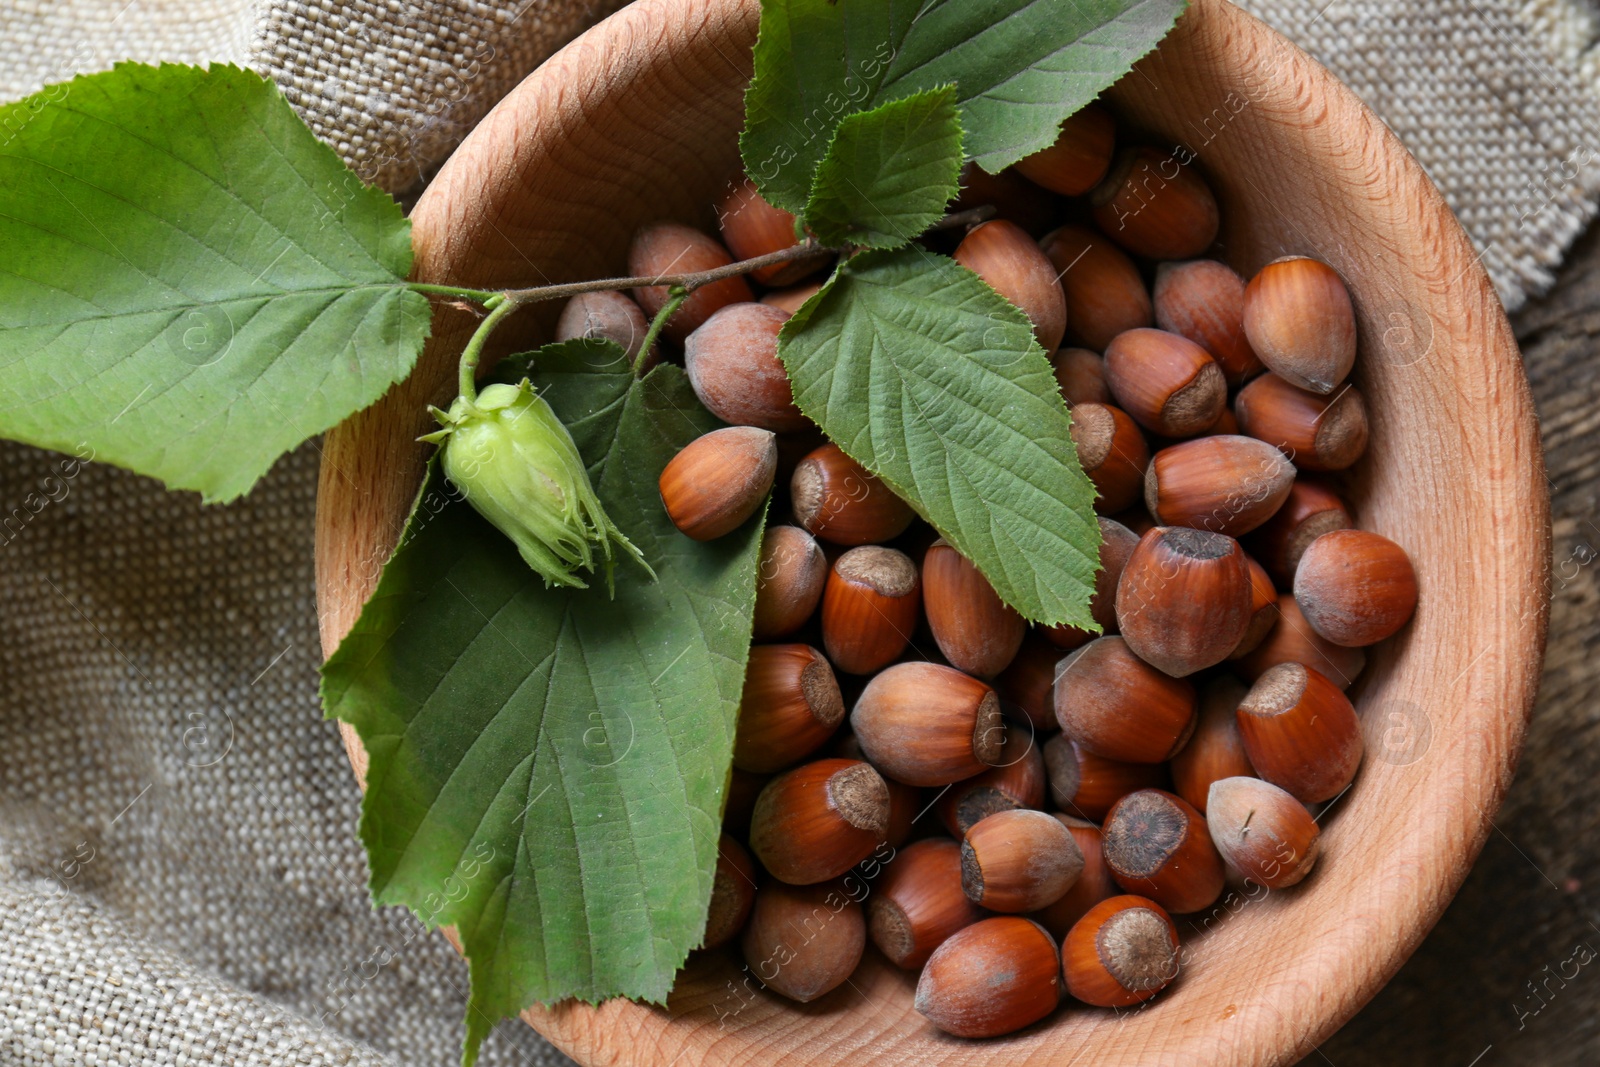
1,2 -> 1597,1065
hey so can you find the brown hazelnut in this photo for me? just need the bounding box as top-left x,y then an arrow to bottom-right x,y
659,426 -> 778,541
868,838 -> 986,969
1293,529 -> 1419,646
1054,636 -> 1197,763
629,220 -> 753,344
1089,146 -> 1220,260
954,219 -> 1068,352
741,880 -> 865,1003
1040,224 -> 1153,351
749,758 -> 890,884
1234,373 -> 1369,471
922,539 -> 1026,678
1101,788 -> 1225,914
733,644 -> 845,773
790,442 -> 915,545
1242,256 -> 1356,394
1103,328 -> 1226,438
821,545 -> 921,675
851,661 -> 1005,787
915,916 -> 1062,1037
1115,526 -> 1254,678
1143,434 -> 1297,537
1235,662 -> 1363,803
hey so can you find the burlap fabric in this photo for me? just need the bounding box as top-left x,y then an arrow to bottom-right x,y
1,2 -> 1597,1065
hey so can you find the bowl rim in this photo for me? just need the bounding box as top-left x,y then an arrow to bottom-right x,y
314,0 -> 1551,1063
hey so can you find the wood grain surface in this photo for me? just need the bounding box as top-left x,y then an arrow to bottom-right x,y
1319,218 -> 1600,1067
312,0 -> 1554,1064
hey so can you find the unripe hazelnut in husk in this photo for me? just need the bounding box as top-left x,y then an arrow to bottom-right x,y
1293,529 -> 1418,647
962,808 -> 1085,913
717,176 -> 829,286
1061,894 -> 1180,1007
954,219 -> 1068,352
1102,788 -> 1225,914
790,442 -> 915,545
629,221 -> 752,344
1040,224 -> 1152,352
1069,403 -> 1150,514
868,838 -> 986,969
1242,256 -> 1356,394
1103,328 -> 1226,438
1235,662 -> 1363,803
1115,526 -> 1254,678
1054,636 -> 1197,763
1043,733 -> 1168,823
733,644 -> 845,773
1153,259 -> 1263,385
1015,103 -> 1117,196
1234,372 -> 1369,471
821,545 -> 921,675
741,880 -> 865,1003
749,758 -> 890,884
915,916 -> 1062,1037
852,661 -> 1006,786
1089,146 -> 1220,260
1169,676 -> 1255,813
1142,434 -> 1297,538
751,525 -> 828,640
684,303 -> 809,432
702,835 -> 758,949
923,539 -> 1026,678
1206,776 -> 1321,888
659,426 -> 777,541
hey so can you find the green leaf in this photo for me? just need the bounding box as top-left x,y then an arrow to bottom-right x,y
780,249 -> 1100,628
0,63 -> 429,502
804,86 -> 964,249
321,348 -> 765,1065
741,0 -> 1187,212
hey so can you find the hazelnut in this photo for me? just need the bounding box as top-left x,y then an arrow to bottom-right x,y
922,539 -> 1026,678
1206,776 -> 1321,888
1293,529 -> 1418,646
954,219 -> 1069,352
733,644 -> 845,773
1101,788 -> 1225,914
1015,104 -> 1117,196
1044,516 -> 1141,645
1061,894 -> 1180,1006
851,661 -> 1005,786
821,545 -> 921,675
1153,259 -> 1263,385
934,729 -> 1047,837
1245,478 -> 1353,586
555,289 -> 656,370
1040,224 -> 1153,351
868,838 -> 986,969
1051,346 -> 1112,406
790,442 -> 915,545
1235,662 -> 1363,803
659,425 -> 777,541
748,758 -> 890,884
1069,402 -> 1151,514
1231,555 -> 1279,658
1234,372 -> 1369,471
994,631 -> 1069,732
1242,256 -> 1356,394
1169,676 -> 1255,813
1043,733 -> 1168,823
1103,328 -> 1227,438
1089,146 -> 1220,260
1054,636 -> 1197,763
1234,595 -> 1367,689
915,916 -> 1062,1037
962,808 -> 1086,913
1115,526 -> 1254,678
741,880 -> 864,1003
628,220 -> 752,343
751,526 -> 828,640
703,835 -> 758,949
684,302 -> 809,432
1033,815 -> 1120,938
716,176 -> 829,286
1143,434 -> 1297,537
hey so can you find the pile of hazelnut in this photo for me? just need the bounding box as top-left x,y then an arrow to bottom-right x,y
557,102 -> 1419,1038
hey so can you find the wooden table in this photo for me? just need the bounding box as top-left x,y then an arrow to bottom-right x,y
1323,226 -> 1600,1063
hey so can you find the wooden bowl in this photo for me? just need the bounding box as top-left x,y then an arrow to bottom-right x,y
315,0 -> 1550,1062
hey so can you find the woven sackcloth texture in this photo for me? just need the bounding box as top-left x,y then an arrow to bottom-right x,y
1,2 -> 1599,1066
